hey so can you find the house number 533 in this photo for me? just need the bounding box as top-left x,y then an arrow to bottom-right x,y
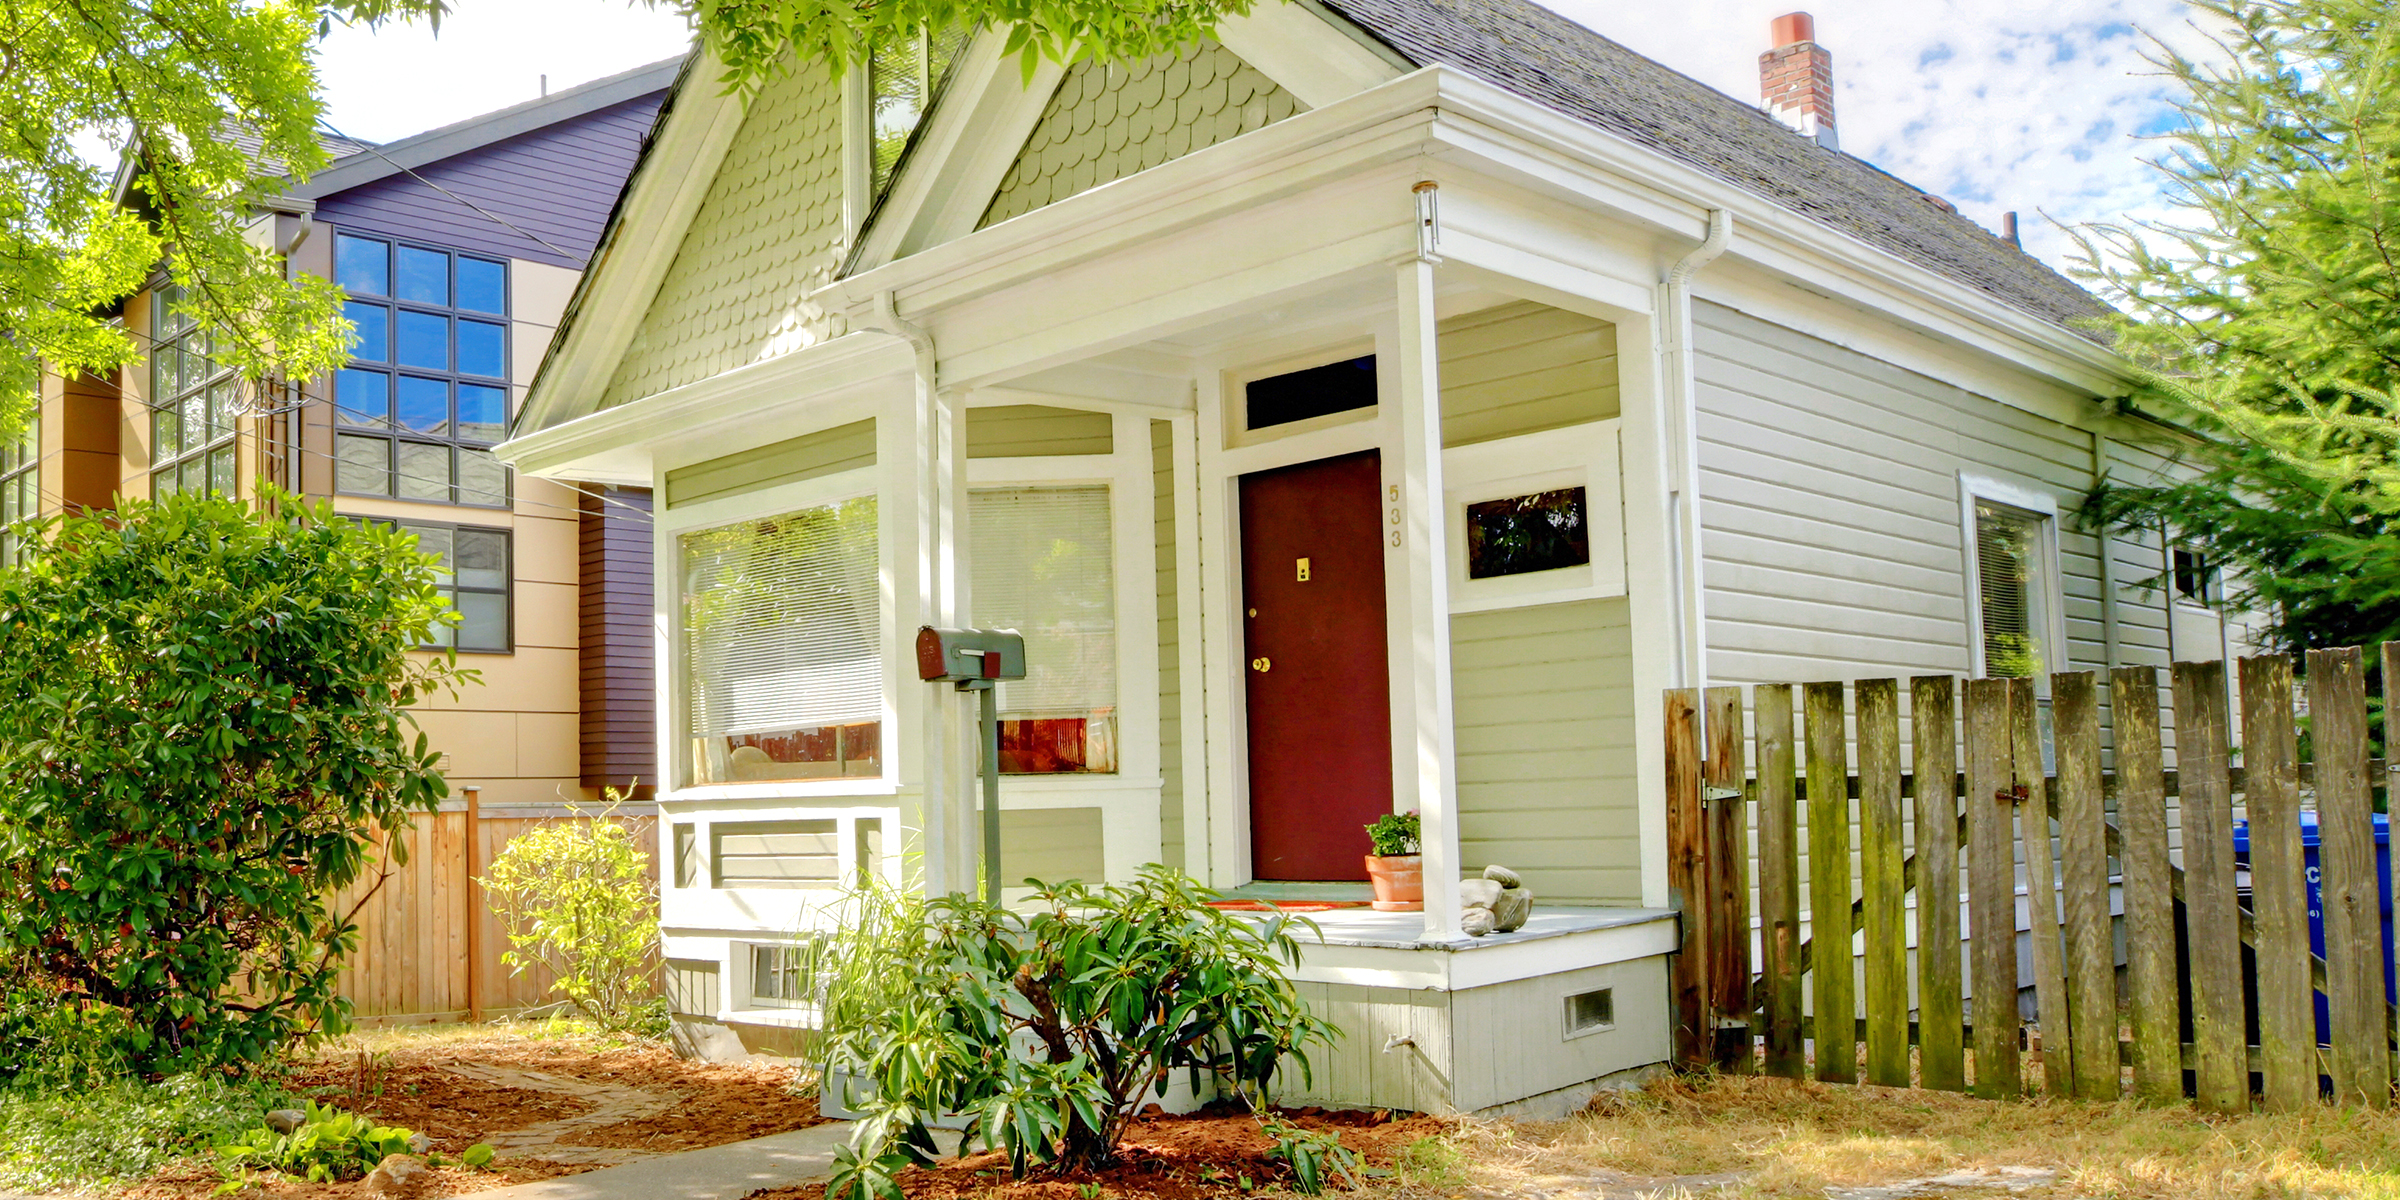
1388,484 -> 1403,546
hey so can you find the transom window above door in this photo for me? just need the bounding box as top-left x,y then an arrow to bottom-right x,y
332,231 -> 511,507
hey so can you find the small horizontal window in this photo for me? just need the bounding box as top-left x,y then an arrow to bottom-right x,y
1246,356 -> 1376,431
1466,487 -> 1590,579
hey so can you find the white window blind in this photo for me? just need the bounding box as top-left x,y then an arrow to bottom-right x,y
1974,500 -> 2049,678
681,497 -> 882,743
971,487 -> 1116,716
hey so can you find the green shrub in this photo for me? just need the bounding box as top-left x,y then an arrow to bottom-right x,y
818,867 -> 1334,1200
478,799 -> 663,1035
0,1074 -> 296,1193
1259,1114 -> 1361,1195
0,489 -> 463,1078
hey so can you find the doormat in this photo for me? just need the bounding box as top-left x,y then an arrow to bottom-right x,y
1204,900 -> 1371,912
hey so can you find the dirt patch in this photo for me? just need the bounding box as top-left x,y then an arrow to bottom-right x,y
285,1035 -> 822,1159
748,1107 -> 1451,1200
122,1158 -> 585,1200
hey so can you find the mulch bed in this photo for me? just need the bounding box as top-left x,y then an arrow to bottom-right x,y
748,1105 -> 1450,1200
118,1031 -> 827,1200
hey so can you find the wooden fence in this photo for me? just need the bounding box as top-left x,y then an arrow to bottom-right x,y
326,802 -> 658,1024
1666,646 -> 2398,1112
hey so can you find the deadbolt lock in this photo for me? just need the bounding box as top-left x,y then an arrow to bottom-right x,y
1296,557 -> 1311,582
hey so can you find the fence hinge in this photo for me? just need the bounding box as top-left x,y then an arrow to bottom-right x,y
1702,785 -> 1743,804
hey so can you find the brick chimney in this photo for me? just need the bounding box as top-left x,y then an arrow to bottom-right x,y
1760,12 -> 1838,151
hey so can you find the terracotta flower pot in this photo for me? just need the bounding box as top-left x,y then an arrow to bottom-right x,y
1365,854 -> 1423,912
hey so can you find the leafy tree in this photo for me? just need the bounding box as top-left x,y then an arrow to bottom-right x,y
0,489 -> 461,1076
478,799 -> 665,1035
5,0 -> 1258,434
2072,0 -> 2400,650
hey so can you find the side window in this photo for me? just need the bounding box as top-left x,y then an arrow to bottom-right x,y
396,520 -> 512,653
0,422 -> 34,565
867,25 -> 972,196
1970,497 -> 2054,679
970,486 -> 1118,774
150,282 -> 238,498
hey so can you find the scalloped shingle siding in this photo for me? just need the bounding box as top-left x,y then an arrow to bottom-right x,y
979,42 -> 1303,229
601,66 -> 848,409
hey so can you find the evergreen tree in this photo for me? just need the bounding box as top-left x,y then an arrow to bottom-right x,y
2075,0 -> 2400,651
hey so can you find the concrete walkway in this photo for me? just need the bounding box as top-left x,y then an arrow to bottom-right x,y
464,1122 -> 853,1200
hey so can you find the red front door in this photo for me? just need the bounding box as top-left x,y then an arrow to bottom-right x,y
1239,450 -> 1394,881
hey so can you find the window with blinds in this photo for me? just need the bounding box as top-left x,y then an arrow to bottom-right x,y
681,497 -> 883,785
971,486 -> 1117,774
1974,500 -> 2050,678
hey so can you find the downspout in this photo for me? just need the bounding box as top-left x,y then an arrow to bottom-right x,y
2094,432 -> 2121,674
1661,210 -> 1732,702
876,290 -> 936,382
873,289 -> 959,892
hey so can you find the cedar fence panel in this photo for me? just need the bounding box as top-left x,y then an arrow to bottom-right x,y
325,805 -> 659,1025
1668,649 -> 2400,1109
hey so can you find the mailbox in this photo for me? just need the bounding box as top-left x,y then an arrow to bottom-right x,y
915,626 -> 1026,685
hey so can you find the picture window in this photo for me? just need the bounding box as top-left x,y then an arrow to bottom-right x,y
1466,487 -> 1590,580
970,486 -> 1118,775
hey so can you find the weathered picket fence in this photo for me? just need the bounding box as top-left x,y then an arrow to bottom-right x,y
1665,646 -> 2398,1112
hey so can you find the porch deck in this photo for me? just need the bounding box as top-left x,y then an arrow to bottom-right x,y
1234,904 -> 1678,992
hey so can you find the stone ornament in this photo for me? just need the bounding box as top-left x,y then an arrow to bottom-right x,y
1458,864 -> 1531,936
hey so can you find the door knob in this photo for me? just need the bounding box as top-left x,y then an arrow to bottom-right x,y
1251,657 -> 1271,672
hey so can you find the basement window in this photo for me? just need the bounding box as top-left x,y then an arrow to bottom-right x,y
1564,987 -> 1615,1038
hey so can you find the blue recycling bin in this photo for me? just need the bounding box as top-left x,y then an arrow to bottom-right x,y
2232,812 -> 2394,1045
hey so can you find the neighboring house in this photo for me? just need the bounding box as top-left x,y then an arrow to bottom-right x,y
500,2 -> 2231,1111
15,61 -> 678,1015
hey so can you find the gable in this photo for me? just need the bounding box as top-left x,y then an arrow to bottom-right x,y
599,65 -> 848,410
315,91 -> 666,270
978,41 -> 1303,229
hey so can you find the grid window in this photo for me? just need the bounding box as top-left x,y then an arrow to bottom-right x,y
1,423 -> 35,565
395,520 -> 511,652
333,232 -> 511,508
150,283 -> 239,499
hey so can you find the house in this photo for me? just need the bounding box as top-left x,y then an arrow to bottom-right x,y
499,2 -> 2235,1112
11,61 -> 678,1019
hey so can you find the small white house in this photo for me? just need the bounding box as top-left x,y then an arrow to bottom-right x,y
502,0 -> 2211,1115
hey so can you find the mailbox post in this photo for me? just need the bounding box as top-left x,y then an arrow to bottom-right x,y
915,626 -> 1027,904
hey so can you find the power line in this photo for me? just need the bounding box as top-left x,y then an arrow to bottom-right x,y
314,119 -> 582,262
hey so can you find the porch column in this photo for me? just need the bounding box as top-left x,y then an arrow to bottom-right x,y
883,299 -> 974,896
1393,192 -> 1464,941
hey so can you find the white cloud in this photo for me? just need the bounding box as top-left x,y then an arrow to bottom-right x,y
313,0 -> 692,145
1534,0 -> 2216,269
311,0 -> 2216,273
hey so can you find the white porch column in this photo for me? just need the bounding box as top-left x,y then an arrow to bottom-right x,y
1393,188 -> 1464,941
882,296 -> 973,896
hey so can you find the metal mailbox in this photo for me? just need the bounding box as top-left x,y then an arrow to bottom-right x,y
914,626 -> 1026,684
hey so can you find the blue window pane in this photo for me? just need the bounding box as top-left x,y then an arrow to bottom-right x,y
457,384 -> 506,443
457,320 -> 506,379
397,310 -> 450,370
345,301 -> 390,362
397,376 -> 450,435
336,369 -> 390,427
458,257 -> 507,315
396,246 -> 448,306
335,234 -> 387,296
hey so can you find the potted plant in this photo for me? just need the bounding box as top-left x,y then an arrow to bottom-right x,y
1364,811 -> 1423,912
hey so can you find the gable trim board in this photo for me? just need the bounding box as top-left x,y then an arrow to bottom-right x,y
823,67 -> 2122,399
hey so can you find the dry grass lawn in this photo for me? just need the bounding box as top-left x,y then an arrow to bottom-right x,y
1377,1075 -> 2400,1200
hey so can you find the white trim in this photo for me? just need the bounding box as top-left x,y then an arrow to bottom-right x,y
1210,1 -> 1407,109
1443,421 -> 1625,613
1958,472 -> 2069,683
850,29 -> 1067,267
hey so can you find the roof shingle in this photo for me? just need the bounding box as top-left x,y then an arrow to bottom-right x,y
1320,0 -> 2110,332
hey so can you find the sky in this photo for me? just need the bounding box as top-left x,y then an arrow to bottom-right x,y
312,0 -> 2212,271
